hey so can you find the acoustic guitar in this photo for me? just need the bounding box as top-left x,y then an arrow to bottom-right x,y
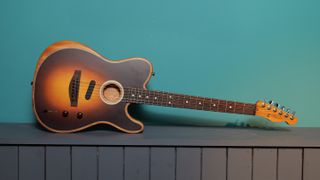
32,41 -> 298,133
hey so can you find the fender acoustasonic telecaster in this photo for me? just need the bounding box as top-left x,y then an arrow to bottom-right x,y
32,41 -> 298,133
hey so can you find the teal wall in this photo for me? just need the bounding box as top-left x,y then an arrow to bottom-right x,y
1,0 -> 319,127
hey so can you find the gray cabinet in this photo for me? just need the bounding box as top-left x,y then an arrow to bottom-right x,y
1,124 -> 320,180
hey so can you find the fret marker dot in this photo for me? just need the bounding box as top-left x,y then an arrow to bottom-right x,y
155,97 -> 157,100
131,94 -> 135,97
169,96 -> 172,98
199,102 -> 202,105
186,101 -> 189,103
213,104 -> 216,107
168,101 -> 171,104
138,95 -> 141,98
229,106 -> 232,109
146,96 -> 149,99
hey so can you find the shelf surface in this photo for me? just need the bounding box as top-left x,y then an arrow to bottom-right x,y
0,123 -> 320,147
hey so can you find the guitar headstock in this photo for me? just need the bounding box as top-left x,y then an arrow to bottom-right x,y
255,100 -> 298,125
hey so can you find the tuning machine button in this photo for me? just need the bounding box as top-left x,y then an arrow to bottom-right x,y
278,106 -> 285,115
290,111 -> 296,120
62,110 -> 69,117
272,102 -> 278,112
284,108 -> 290,117
77,112 -> 83,119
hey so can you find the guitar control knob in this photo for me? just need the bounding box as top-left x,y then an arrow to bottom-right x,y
77,112 -> 83,119
62,110 -> 69,117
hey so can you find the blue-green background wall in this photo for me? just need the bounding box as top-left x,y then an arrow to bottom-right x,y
1,0 -> 319,127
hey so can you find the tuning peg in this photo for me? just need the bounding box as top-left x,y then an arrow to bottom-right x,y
263,99 -> 267,104
272,102 -> 278,112
289,110 -> 296,120
286,108 -> 291,113
284,108 -> 290,117
261,99 -> 266,107
267,100 -> 273,110
278,105 -> 285,115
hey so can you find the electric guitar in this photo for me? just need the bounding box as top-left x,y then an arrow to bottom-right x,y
32,41 -> 298,133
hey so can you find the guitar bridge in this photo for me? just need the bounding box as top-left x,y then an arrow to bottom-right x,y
69,70 -> 81,107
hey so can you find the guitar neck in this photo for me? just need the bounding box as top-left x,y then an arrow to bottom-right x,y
123,87 -> 256,115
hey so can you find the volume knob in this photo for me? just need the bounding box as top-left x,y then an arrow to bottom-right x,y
62,110 -> 69,117
77,112 -> 83,119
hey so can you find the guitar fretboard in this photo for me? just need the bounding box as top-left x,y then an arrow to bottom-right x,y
123,87 -> 256,115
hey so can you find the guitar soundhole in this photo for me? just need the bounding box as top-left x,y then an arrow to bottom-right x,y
100,80 -> 124,105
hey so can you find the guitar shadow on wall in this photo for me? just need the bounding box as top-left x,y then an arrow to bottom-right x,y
127,104 -> 290,131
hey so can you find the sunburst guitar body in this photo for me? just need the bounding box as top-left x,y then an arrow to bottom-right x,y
32,41 -> 298,133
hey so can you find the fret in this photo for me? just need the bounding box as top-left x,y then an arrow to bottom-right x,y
194,96 -> 203,110
165,91 -> 172,107
242,103 -> 246,114
189,95 -> 198,110
200,97 -> 205,110
203,98 -> 211,111
235,102 -> 244,114
226,101 -> 235,113
163,91 -> 171,106
211,99 -> 218,111
233,101 -> 236,113
183,95 -> 191,109
155,90 -> 161,106
177,94 -> 186,108
226,101 -> 231,113
161,90 -> 167,106
218,100 -> 227,112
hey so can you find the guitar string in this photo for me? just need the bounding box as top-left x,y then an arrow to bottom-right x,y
52,80 -> 254,104
56,83 -> 256,107
47,82 -> 256,106
53,80 -> 254,108
40,81 -> 256,113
